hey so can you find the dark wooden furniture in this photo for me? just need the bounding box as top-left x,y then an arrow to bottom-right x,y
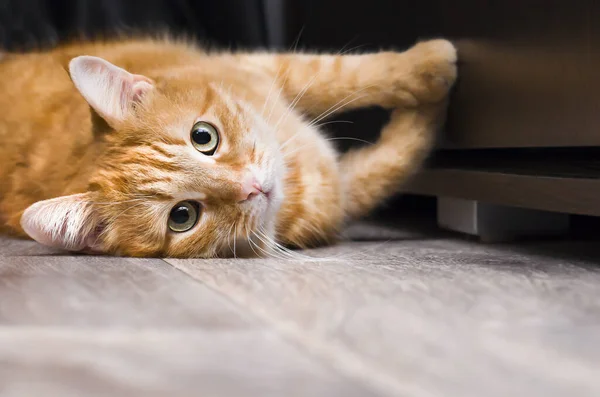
275,0 -> 600,218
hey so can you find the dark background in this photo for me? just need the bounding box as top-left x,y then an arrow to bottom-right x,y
0,0 -> 268,50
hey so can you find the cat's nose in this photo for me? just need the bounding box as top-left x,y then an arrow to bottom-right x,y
238,174 -> 263,202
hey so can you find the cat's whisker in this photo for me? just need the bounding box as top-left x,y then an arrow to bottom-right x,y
282,136 -> 376,160
313,120 -> 354,128
257,237 -> 292,258
273,73 -> 319,133
265,66 -> 293,125
254,229 -> 297,260
264,241 -> 309,262
279,91 -> 372,157
325,136 -> 375,145
279,81 -> 334,150
307,92 -> 371,128
261,62 -> 285,118
339,43 -> 371,56
251,241 -> 284,260
336,36 -> 359,55
256,228 -> 299,257
246,230 -> 265,258
249,227 -> 294,261
252,234 -> 294,261
225,222 -> 235,258
289,26 -> 305,53
248,237 -> 275,259
253,227 -> 336,262
305,83 -> 379,128
233,223 -> 238,258
256,224 -> 373,263
275,64 -> 333,150
281,143 -> 309,158
248,228 -> 274,255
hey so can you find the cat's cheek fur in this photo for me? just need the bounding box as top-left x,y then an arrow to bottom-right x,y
20,193 -> 102,252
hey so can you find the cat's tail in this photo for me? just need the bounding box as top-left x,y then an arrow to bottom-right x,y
339,104 -> 447,219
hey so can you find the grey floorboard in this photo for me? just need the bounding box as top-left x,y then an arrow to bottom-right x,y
0,237 -> 63,256
0,255 -> 252,328
3,222 -> 600,397
166,236 -> 600,397
0,242 -> 382,397
0,328 -> 378,397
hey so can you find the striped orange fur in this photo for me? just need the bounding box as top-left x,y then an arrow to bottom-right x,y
0,38 -> 457,258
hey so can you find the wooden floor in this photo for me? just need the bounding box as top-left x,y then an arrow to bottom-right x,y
1,220 -> 600,397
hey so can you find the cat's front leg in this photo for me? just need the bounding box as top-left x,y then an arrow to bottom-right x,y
232,39 -> 457,117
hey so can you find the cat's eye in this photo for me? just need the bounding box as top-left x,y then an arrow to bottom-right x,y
168,201 -> 201,232
190,121 -> 219,155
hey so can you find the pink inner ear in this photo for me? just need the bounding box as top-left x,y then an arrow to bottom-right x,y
20,194 -> 100,252
69,56 -> 154,126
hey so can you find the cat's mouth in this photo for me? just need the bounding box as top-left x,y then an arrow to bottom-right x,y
263,181 -> 283,210
264,188 -> 273,201
246,175 -> 282,219
257,189 -> 274,209
257,179 -> 276,203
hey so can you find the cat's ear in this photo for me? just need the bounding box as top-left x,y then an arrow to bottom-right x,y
20,193 -> 103,252
69,56 -> 154,128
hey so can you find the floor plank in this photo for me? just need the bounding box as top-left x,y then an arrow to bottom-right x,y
4,225 -> 600,397
0,237 -> 64,256
166,238 -> 600,397
0,256 -> 252,328
0,241 -> 383,397
0,328 -> 378,397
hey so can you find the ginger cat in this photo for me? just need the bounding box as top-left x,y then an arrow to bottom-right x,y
0,37 -> 457,258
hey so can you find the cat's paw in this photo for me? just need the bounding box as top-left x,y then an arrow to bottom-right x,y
404,39 -> 458,104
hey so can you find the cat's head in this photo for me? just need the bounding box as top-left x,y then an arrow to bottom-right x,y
20,56 -> 285,257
